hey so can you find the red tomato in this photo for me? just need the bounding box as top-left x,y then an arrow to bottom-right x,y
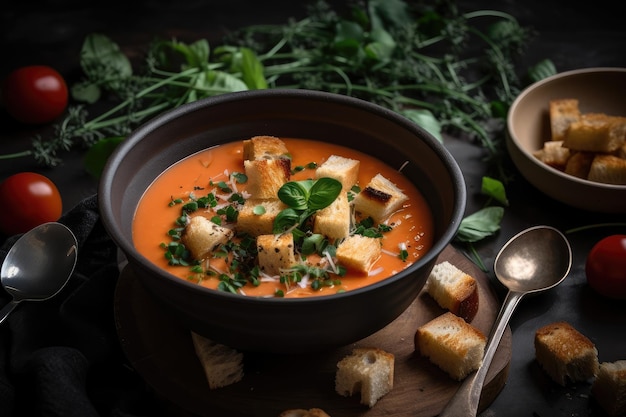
1,65 -> 68,124
0,172 -> 63,235
585,235 -> 626,300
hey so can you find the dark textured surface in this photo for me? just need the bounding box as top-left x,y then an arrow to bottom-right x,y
1,1 -> 626,416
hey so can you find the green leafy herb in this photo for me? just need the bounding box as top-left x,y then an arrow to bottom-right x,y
455,206 -> 505,243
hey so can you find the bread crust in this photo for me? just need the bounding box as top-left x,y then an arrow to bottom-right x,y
426,261 -> 479,322
591,360 -> 626,417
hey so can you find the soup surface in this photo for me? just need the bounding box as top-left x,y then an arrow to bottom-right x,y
133,137 -> 434,297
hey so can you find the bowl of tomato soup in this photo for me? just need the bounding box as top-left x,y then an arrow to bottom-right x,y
99,89 -> 466,353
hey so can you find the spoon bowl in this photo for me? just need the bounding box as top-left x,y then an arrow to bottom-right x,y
439,225 -> 572,416
0,222 -> 78,324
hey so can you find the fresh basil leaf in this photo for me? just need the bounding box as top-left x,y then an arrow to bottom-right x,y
401,109 -> 443,143
527,59 -> 557,83
455,206 -> 504,243
273,208 -> 300,233
83,136 -> 125,178
239,47 -> 268,90
278,181 -> 310,210
301,234 -> 327,256
482,176 -> 509,206
308,177 -> 342,210
71,81 -> 101,104
80,34 -> 132,92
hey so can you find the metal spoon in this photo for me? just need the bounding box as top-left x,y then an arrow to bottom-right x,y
439,225 -> 572,417
0,222 -> 78,325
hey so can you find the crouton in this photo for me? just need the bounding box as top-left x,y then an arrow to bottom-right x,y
316,154 -> 360,191
563,113 -> 626,153
414,312 -> 486,381
279,409 -> 331,417
352,173 -> 408,223
335,234 -> 381,274
591,360 -> 626,417
564,151 -> 594,179
533,140 -> 571,170
237,198 -> 286,237
534,321 -> 599,386
335,347 -> 394,408
191,331 -> 244,389
256,233 -> 297,276
426,261 -> 479,322
549,99 -> 581,141
182,216 -> 234,260
243,135 -> 289,161
244,158 -> 291,199
587,154 -> 626,185
313,192 -> 351,241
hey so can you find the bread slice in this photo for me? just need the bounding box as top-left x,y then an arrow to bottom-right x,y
243,135 -> 289,160
279,408 -> 331,417
414,312 -> 486,380
335,347 -> 394,408
352,173 -> 408,223
256,233 -> 297,276
425,261 -> 479,322
190,331 -> 244,389
244,158 -> 291,199
237,198 -> 287,237
313,192 -> 351,241
534,321 -> 599,386
549,99 -> 581,141
591,360 -> 626,417
335,234 -> 381,274
182,216 -> 235,260
533,140 -> 571,170
587,154 -> 626,185
563,113 -> 626,153
316,154 -> 360,191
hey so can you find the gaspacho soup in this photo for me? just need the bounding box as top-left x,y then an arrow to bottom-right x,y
133,136 -> 434,298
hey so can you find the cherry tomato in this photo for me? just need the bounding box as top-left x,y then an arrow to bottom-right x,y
1,65 -> 68,124
585,235 -> 626,300
0,172 -> 63,236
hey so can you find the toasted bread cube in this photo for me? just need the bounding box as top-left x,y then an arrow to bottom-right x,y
352,173 -> 408,223
315,154 -> 360,190
335,235 -> 381,274
182,216 -> 234,260
563,113 -> 626,153
587,154 -> 626,185
191,331 -> 244,389
549,99 -> 581,141
243,135 -> 289,161
335,347 -> 395,408
256,233 -> 297,276
591,360 -> 626,417
313,192 -> 351,241
244,158 -> 291,199
564,151 -> 594,179
414,312 -> 486,380
534,321 -> 599,386
426,261 -> 479,322
237,198 -> 286,237
533,140 -> 571,170
279,409 -> 331,417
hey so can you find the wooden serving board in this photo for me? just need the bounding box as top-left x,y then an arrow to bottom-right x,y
114,245 -> 512,417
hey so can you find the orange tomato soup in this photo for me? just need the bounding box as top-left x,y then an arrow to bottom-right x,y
133,138 -> 433,297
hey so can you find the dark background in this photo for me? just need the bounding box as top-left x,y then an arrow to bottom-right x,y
1,1 -> 626,416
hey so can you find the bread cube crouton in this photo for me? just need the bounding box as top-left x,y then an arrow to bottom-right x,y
313,192 -> 351,241
591,360 -> 626,417
335,347 -> 395,408
315,154 -> 360,191
335,235 -> 381,274
587,154 -> 626,185
534,321 -> 599,386
182,216 -> 234,260
564,151 -> 594,179
244,158 -> 291,199
414,312 -> 486,381
563,113 -> 626,153
236,198 -> 287,237
533,140 -> 571,170
352,173 -> 408,223
426,261 -> 479,322
191,331 -> 244,389
279,409 -> 331,417
256,233 -> 297,276
243,135 -> 289,161
549,99 -> 581,141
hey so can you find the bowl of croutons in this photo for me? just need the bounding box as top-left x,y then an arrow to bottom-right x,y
506,67 -> 626,213
99,89 -> 466,353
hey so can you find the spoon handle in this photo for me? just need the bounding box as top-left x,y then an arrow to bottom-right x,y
438,290 -> 525,417
0,299 -> 20,325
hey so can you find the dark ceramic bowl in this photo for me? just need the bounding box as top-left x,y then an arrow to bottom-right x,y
99,89 -> 466,353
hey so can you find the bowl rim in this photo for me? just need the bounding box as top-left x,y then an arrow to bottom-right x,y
100,88 -> 467,304
506,66 -> 626,191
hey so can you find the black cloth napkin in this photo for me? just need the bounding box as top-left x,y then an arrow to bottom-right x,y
0,194 -> 165,417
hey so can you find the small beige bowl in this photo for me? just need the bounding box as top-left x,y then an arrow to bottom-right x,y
506,67 -> 626,213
